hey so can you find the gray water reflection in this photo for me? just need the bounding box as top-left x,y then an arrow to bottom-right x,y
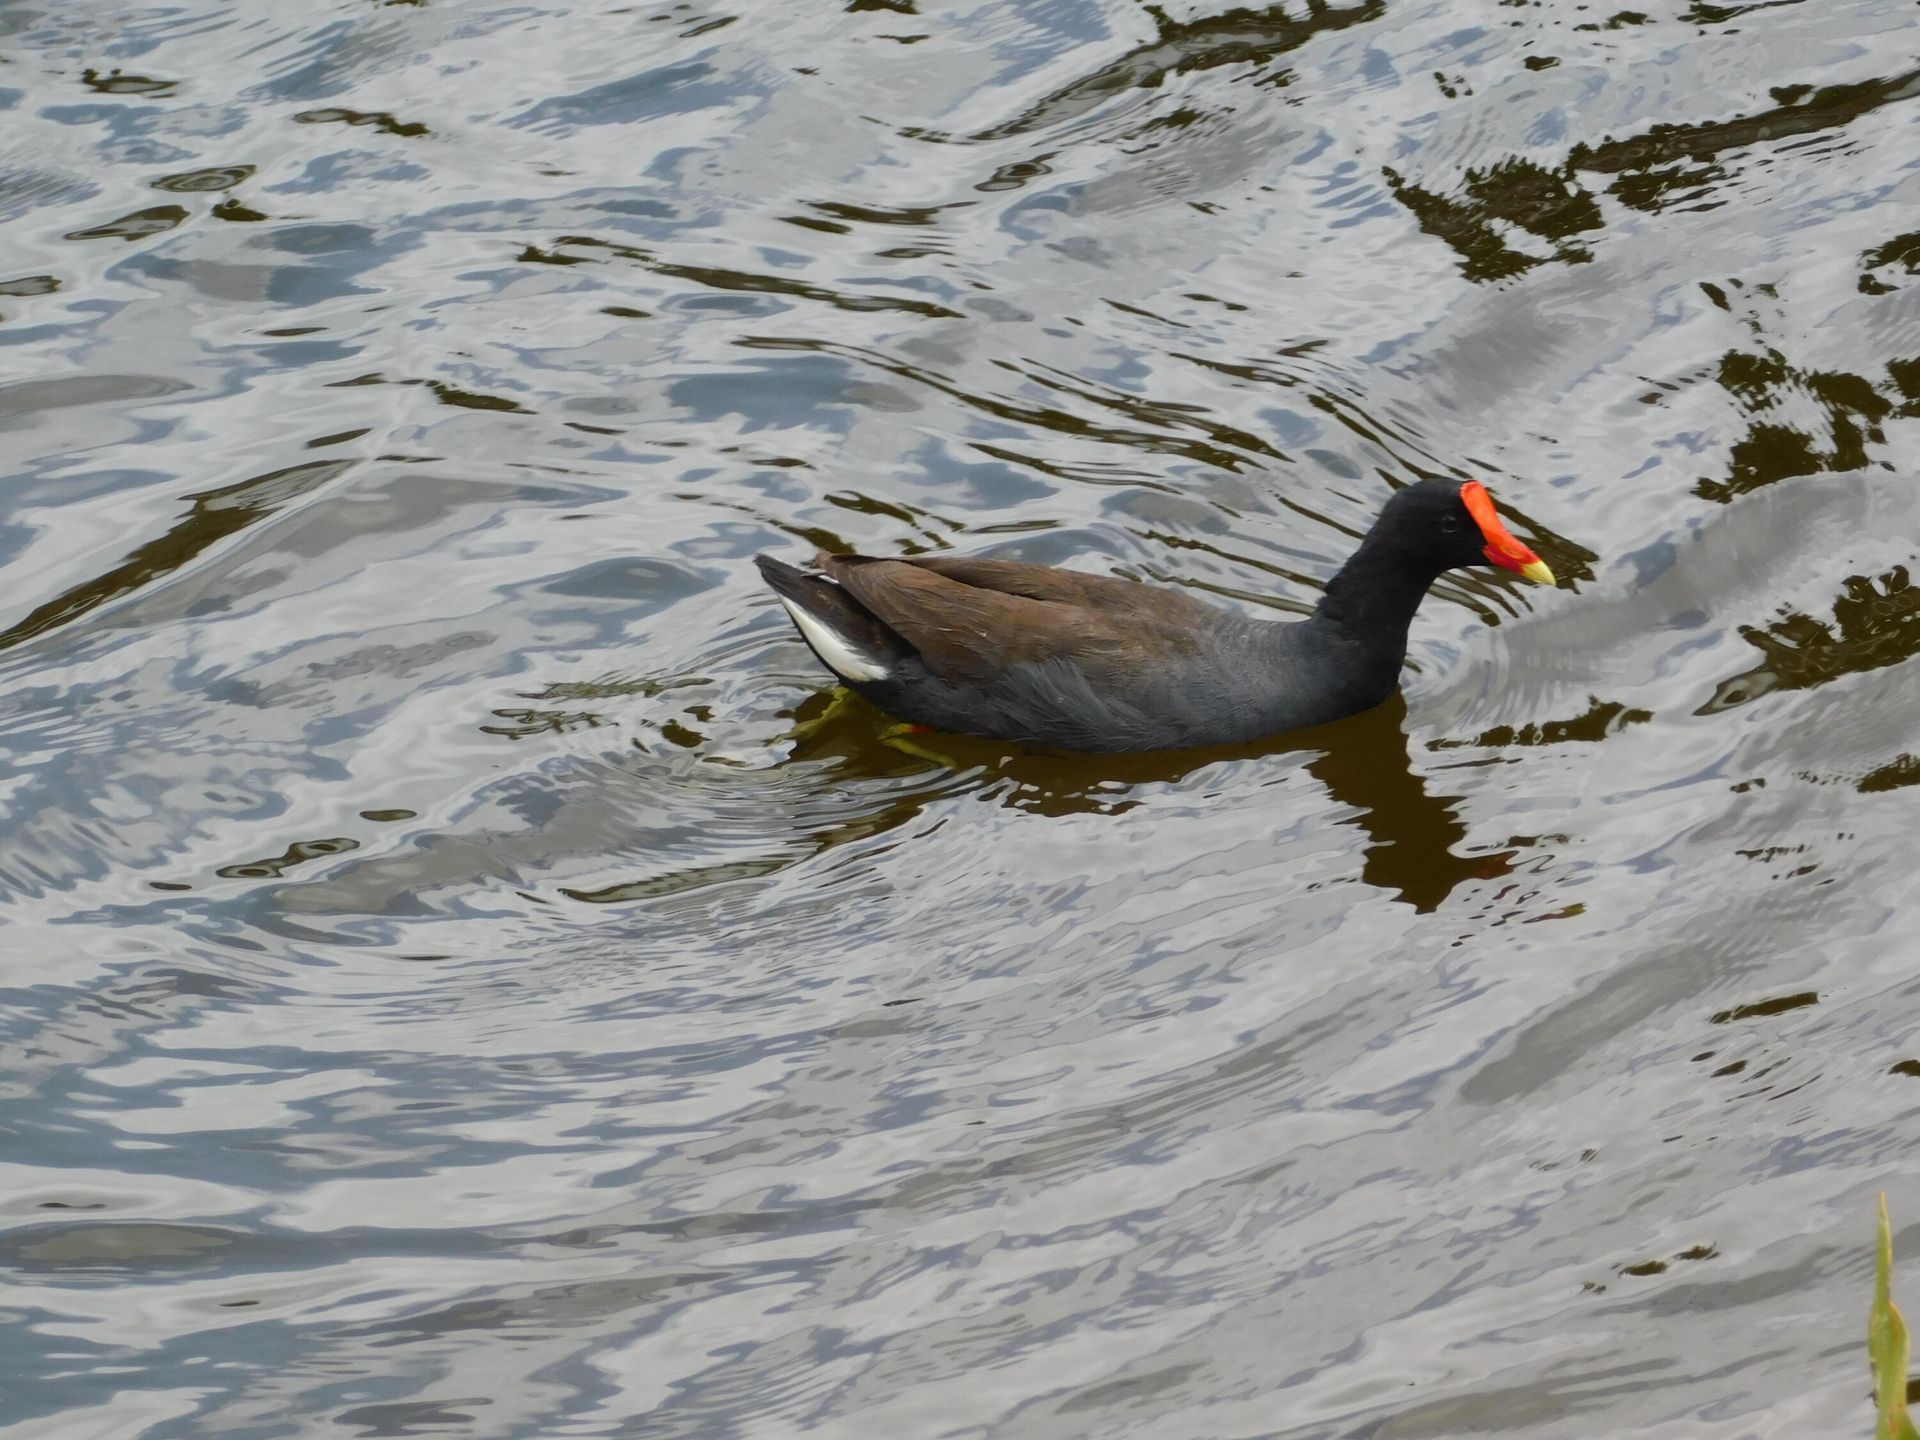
2,0 -> 1919,1436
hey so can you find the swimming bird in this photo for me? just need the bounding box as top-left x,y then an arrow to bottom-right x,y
756,478 -> 1557,753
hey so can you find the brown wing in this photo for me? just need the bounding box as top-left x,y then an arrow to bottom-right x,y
816,552 -> 1225,685
902,555 -> 1215,617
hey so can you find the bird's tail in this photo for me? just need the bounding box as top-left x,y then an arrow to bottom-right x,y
755,555 -> 913,683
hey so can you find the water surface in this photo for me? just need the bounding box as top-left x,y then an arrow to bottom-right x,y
3,0 -> 1919,1434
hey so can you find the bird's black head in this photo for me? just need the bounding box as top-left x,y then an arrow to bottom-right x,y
1374,478 -> 1556,584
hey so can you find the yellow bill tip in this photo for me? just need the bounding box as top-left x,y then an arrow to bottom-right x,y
1519,558 -> 1557,587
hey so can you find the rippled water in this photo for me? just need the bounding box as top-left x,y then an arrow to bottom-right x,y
4,0 -> 1920,1434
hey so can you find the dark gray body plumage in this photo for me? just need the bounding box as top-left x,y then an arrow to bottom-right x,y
844,610 -> 1397,751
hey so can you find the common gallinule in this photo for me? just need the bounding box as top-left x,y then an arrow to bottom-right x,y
757,478 -> 1556,752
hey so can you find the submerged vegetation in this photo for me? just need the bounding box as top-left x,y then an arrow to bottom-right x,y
1872,1195 -> 1919,1440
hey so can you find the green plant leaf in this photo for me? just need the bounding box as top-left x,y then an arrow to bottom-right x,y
1871,1193 -> 1920,1440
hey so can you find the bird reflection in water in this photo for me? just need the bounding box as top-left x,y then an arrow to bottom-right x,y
785,687 -> 1506,912
1293,694 -> 1514,912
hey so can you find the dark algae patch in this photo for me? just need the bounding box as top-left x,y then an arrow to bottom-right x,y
1711,993 -> 1819,1025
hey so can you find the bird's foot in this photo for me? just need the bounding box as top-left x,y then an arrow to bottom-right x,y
785,685 -> 864,742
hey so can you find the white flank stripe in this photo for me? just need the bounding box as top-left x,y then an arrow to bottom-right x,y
778,597 -> 890,682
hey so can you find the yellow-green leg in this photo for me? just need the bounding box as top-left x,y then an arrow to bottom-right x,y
787,689 -> 964,766
879,723 -> 964,767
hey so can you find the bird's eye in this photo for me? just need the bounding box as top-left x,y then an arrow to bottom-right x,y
1439,515 -> 1460,534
